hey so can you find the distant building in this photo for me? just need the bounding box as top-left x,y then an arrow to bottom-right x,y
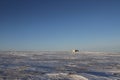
72,49 -> 79,54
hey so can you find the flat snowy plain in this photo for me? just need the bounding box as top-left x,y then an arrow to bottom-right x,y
0,51 -> 120,80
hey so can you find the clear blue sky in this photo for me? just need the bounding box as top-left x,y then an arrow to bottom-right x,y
0,0 -> 120,52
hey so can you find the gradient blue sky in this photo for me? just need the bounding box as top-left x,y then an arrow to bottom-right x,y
0,0 -> 120,52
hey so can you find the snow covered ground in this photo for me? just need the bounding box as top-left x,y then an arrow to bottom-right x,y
0,51 -> 120,80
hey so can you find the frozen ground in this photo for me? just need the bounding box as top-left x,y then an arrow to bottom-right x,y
0,51 -> 120,80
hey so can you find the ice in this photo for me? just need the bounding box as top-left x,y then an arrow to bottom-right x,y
0,51 -> 120,80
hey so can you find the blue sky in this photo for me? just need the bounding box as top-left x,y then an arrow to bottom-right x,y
0,0 -> 120,52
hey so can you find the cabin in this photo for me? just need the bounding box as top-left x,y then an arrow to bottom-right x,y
72,49 -> 79,54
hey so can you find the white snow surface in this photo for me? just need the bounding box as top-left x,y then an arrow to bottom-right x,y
46,73 -> 88,80
0,51 -> 120,80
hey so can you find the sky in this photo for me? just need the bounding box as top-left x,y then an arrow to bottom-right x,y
0,0 -> 120,52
